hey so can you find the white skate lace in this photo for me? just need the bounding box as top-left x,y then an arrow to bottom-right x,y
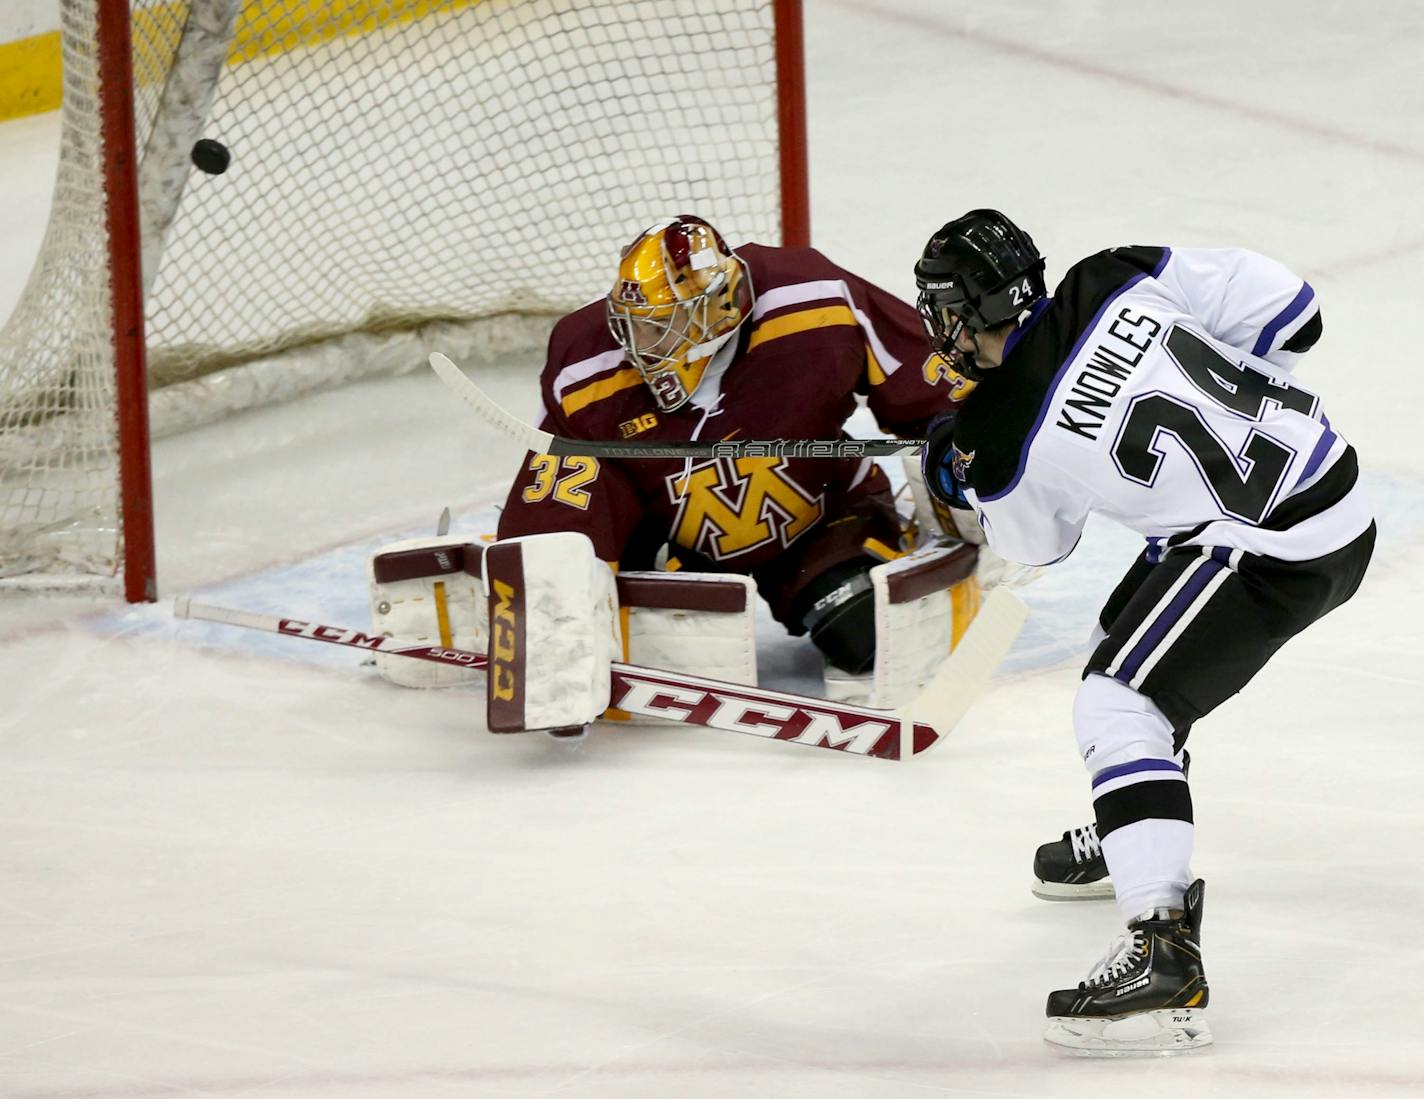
1083,929 -> 1146,988
1069,823 -> 1101,863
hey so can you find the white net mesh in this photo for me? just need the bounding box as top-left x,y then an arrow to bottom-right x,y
0,0 -> 120,583
0,0 -> 790,588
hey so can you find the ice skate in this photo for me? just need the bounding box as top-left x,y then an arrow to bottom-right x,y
1032,821 -> 1113,900
1044,879 -> 1211,1056
1034,753 -> 1191,900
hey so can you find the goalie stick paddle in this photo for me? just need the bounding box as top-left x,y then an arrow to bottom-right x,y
428,352 -> 926,459
174,588 -> 1027,760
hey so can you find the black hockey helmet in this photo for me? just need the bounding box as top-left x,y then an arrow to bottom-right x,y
914,210 -> 1046,354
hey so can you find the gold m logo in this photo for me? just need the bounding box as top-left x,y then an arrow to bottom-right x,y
667,457 -> 823,561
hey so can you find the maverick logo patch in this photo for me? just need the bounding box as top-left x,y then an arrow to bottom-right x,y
951,444 -> 975,483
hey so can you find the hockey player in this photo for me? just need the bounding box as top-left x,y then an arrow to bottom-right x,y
913,210 -> 1375,1054
495,214 -> 974,703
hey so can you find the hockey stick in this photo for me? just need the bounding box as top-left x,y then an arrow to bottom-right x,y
429,352 -> 926,459
174,588 -> 1026,760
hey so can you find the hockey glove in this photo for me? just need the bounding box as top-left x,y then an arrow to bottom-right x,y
920,411 -> 970,510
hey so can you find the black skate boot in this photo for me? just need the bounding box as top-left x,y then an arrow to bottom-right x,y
1043,879 -> 1211,1055
1032,822 -> 1111,900
1032,752 -> 1190,901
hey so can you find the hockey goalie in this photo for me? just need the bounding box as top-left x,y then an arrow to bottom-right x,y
367,215 -> 1001,734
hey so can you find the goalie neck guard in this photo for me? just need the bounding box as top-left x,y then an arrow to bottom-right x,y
605,215 -> 753,412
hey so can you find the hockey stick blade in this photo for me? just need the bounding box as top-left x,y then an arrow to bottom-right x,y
175,598 -> 947,760
895,587 -> 1029,752
429,352 -> 925,459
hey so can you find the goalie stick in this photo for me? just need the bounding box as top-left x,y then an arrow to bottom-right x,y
429,352 -> 926,459
174,588 -> 1027,760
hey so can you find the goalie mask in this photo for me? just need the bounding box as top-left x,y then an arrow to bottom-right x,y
606,215 -> 753,412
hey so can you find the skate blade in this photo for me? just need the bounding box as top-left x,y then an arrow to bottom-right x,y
1044,1008 -> 1212,1057
1031,878 -> 1115,901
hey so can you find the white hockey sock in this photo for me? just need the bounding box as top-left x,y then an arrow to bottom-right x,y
1101,817 -> 1193,922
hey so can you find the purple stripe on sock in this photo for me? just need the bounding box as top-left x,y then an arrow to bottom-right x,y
1251,282 -> 1315,357
1091,757 -> 1184,789
1115,555 -> 1225,683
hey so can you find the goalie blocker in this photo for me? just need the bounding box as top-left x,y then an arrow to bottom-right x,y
368,531 -> 619,731
367,531 -> 984,727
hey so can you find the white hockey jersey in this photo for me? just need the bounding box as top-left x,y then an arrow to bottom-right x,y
951,246 -> 1371,566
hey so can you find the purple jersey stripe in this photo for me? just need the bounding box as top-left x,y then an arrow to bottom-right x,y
1251,281 -> 1316,357
1091,757 -> 1184,789
980,249 -> 1173,504
1001,298 -> 1051,362
1297,414 -> 1338,486
1115,555 -> 1225,684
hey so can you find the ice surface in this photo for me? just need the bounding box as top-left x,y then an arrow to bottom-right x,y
3,1 -> 1423,1095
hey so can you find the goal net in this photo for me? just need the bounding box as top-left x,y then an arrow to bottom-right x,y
0,0 -> 806,599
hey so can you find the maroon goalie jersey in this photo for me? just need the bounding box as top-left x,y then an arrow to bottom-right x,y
497,244 -> 955,572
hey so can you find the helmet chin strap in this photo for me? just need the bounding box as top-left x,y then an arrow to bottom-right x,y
944,317 -> 987,381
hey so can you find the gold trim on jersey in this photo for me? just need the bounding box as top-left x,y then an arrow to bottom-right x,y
746,302 -> 892,386
865,342 -> 887,386
560,367 -> 644,416
559,297 -> 889,417
746,304 -> 858,352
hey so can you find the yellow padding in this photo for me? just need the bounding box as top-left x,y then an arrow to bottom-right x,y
227,0 -> 484,65
0,33 -> 63,122
949,575 -> 982,651
603,601 -> 633,722
861,537 -> 904,563
432,580 -> 453,648
0,0 -> 486,121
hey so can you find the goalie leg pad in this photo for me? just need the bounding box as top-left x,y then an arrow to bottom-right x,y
485,532 -> 618,733
368,537 -> 487,688
870,540 -> 982,708
617,571 -> 757,686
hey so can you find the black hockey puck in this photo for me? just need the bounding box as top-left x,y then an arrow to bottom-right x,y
191,138 -> 230,175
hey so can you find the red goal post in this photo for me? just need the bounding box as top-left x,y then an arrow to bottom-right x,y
0,0 -> 809,602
